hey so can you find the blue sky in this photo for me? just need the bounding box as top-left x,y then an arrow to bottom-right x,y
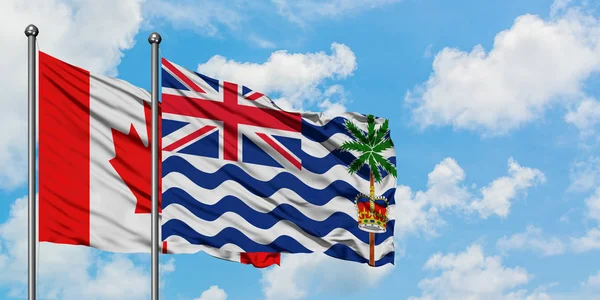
1,0 -> 600,299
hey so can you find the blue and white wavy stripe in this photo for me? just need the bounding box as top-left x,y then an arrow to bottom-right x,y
161,165 -> 396,264
162,152 -> 396,192
161,114 -> 397,266
163,156 -> 395,204
162,188 -> 395,243
302,117 -> 354,143
161,205 -> 395,262
163,173 -> 391,218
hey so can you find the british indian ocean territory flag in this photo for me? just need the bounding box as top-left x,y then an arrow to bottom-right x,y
160,58 -> 397,266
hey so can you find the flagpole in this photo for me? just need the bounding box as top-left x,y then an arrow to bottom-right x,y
25,24 -> 39,300
149,32 -> 162,300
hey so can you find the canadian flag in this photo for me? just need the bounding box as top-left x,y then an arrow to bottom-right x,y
38,52 -> 279,267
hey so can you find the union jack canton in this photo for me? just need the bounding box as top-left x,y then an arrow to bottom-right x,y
161,58 -> 301,168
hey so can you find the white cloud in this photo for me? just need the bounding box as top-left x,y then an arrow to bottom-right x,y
160,257 -> 175,273
143,0 -> 241,36
571,188 -> 600,253
148,0 -> 402,33
424,44 -> 434,58
424,157 -> 471,209
272,0 -> 401,25
406,4 -> 600,135
317,85 -> 348,116
394,157 -> 469,237
197,43 -> 356,110
82,255 -> 148,299
469,158 -> 546,219
504,288 -> 553,300
269,84 -> 349,116
528,271 -> 600,299
550,0 -> 574,17
194,285 -> 228,300
569,156 -> 600,192
413,242 -> 600,300
159,257 -> 176,288
394,185 -> 446,238
581,271 -> 600,289
248,35 -> 277,49
0,0 -> 145,189
318,99 -> 347,116
565,98 -> 600,137
571,228 -> 600,253
585,188 -> 600,222
409,244 -> 535,300
496,226 -> 566,256
260,253 -> 393,300
396,157 -> 545,238
0,196 -> 150,299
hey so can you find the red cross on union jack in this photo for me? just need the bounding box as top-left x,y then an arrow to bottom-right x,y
161,58 -> 303,169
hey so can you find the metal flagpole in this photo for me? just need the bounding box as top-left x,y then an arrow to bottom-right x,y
25,24 -> 39,300
148,32 -> 162,300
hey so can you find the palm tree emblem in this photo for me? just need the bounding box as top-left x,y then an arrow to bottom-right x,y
341,114 -> 396,183
340,114 -> 396,266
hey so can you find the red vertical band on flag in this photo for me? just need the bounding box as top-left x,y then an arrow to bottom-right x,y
240,252 -> 281,268
39,52 -> 91,246
162,241 -> 168,254
222,82 -> 239,161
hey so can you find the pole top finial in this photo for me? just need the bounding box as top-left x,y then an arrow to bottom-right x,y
148,32 -> 162,44
24,24 -> 39,37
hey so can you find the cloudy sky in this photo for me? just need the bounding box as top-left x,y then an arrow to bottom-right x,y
1,0 -> 600,299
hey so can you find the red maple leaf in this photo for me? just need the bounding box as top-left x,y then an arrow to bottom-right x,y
109,101 -> 162,214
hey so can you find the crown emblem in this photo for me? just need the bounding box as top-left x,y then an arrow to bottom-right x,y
354,193 -> 389,233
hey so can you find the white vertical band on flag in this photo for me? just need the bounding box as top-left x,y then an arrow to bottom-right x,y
89,73 -> 153,252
